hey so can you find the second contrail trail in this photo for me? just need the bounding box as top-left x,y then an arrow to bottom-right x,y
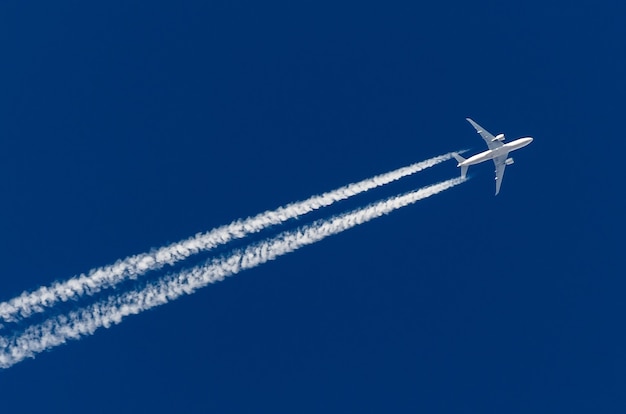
0,176 -> 466,369
0,153 -> 456,323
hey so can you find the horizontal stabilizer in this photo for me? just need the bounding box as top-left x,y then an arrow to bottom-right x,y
451,152 -> 468,178
451,152 -> 466,165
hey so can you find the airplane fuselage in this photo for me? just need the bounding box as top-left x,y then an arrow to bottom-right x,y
458,137 -> 533,167
454,118 -> 533,195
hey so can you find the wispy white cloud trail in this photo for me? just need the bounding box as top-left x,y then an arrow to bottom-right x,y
0,153 -> 456,323
0,177 -> 466,369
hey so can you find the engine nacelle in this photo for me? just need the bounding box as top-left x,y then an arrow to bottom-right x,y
492,133 -> 505,142
505,157 -> 514,165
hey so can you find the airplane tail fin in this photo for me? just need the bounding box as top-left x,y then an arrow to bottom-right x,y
451,152 -> 468,178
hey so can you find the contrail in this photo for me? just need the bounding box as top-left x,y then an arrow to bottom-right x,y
0,153 -> 456,323
0,177 -> 466,369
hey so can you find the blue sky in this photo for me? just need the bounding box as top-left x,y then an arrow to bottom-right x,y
1,1 -> 625,412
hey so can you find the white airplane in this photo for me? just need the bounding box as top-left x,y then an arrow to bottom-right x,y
452,118 -> 533,195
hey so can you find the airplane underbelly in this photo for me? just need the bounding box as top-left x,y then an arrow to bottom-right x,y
467,151 -> 493,165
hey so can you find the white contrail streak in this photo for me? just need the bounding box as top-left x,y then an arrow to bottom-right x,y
0,153 -> 456,323
0,177 -> 466,369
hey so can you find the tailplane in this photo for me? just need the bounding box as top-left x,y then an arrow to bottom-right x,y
451,152 -> 468,178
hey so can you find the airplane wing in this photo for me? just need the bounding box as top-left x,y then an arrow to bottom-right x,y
466,118 -> 503,150
493,154 -> 507,195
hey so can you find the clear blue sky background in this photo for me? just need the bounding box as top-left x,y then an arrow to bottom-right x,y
1,1 -> 625,412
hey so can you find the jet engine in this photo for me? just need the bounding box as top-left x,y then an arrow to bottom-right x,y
505,157 -> 514,165
493,133 -> 505,141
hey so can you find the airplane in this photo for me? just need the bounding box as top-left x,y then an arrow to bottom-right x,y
452,118 -> 533,195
